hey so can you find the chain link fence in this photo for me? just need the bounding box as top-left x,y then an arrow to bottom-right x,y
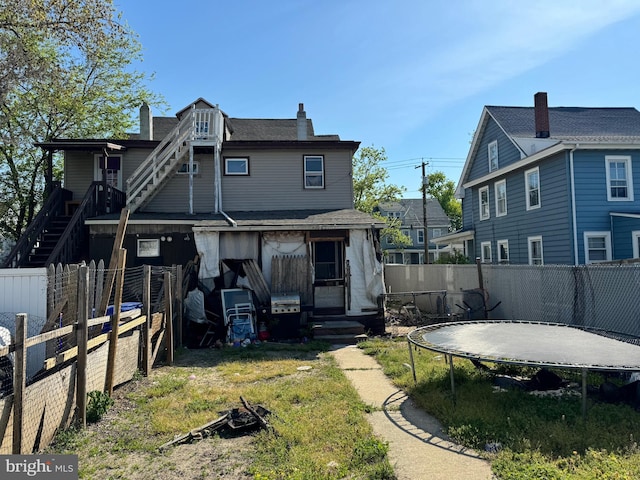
384,263 -> 640,339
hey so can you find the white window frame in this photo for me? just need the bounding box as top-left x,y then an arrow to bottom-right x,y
584,231 -> 612,264
432,228 -> 442,238
224,157 -> 249,175
633,230 -> 640,258
488,140 -> 498,172
401,228 -> 410,238
417,229 -> 425,244
304,155 -> 324,189
137,239 -> 160,258
497,239 -> 509,264
528,236 -> 544,265
481,241 -> 492,263
94,154 -> 123,189
494,179 -> 507,217
479,186 -> 490,220
176,161 -> 200,175
525,167 -> 541,210
605,155 -> 633,201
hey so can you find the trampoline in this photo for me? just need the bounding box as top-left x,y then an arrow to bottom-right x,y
406,320 -> 640,416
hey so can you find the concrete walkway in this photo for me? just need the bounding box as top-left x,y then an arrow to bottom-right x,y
330,344 -> 494,480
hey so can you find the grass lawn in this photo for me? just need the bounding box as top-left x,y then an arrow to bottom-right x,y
46,341 -> 395,480
359,336 -> 640,479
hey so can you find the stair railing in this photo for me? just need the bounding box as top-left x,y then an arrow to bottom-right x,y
46,181 -> 126,266
2,184 -> 71,268
126,109 -> 195,211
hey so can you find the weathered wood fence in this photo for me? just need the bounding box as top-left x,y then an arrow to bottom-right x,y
0,257 -> 183,454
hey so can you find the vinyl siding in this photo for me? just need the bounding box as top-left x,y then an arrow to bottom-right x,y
468,118 -> 522,182
142,151 -> 215,213
470,152 -> 573,264
573,149 -> 640,263
611,215 -> 640,260
220,149 -> 353,211
64,151 -> 95,200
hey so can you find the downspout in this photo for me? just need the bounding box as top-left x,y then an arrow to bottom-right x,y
569,145 -> 579,265
212,107 -> 237,227
189,105 -> 195,215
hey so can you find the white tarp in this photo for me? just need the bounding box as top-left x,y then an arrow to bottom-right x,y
220,232 -> 259,260
261,232 -> 307,289
345,229 -> 385,315
193,231 -> 220,291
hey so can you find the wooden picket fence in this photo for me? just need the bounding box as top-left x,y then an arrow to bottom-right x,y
0,255 -> 183,454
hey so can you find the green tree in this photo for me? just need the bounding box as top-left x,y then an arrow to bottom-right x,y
424,171 -> 462,231
352,145 -> 410,247
0,0 -> 163,241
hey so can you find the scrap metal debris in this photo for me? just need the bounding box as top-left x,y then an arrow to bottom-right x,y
159,396 -> 272,451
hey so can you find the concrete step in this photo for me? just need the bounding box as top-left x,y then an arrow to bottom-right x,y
311,320 -> 367,344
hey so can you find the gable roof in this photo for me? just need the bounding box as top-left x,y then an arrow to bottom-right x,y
377,198 -> 450,226
457,99 -> 640,196
486,106 -> 640,142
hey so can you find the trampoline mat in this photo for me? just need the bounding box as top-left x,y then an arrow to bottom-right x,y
408,321 -> 640,370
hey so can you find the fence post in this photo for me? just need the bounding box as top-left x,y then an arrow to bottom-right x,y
76,265 -> 89,429
12,313 -> 27,454
142,265 -> 152,376
475,257 -> 484,290
175,264 -> 183,347
105,248 -> 126,396
164,270 -> 174,365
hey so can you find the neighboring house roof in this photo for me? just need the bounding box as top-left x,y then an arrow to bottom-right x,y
86,209 -> 386,231
487,106 -> 640,143
457,96 -> 640,196
377,198 -> 450,227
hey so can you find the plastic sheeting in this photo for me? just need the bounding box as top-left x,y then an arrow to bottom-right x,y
345,229 -> 384,315
194,231 -> 220,287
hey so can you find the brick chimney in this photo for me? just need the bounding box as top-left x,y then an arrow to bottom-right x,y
140,102 -> 153,140
297,103 -> 307,140
534,92 -> 550,138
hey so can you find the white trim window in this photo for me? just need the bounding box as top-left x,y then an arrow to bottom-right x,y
633,230 -> 640,258
528,236 -> 543,265
304,155 -> 324,188
224,157 -> 249,175
177,161 -> 199,175
417,229 -> 425,244
137,239 -> 160,258
94,154 -> 123,189
495,179 -> 507,217
525,167 -> 541,210
432,228 -> 443,238
606,155 -> 633,201
584,232 -> 611,263
488,140 -> 498,172
497,239 -> 509,264
479,186 -> 490,220
481,241 -> 492,263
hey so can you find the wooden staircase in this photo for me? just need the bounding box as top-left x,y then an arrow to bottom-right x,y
22,215 -> 73,267
311,319 -> 368,345
126,106 -> 223,213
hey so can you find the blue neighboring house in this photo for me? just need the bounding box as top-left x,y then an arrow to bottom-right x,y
436,92 -> 640,265
376,198 -> 451,264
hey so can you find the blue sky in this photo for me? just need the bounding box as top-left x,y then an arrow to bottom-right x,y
117,0 -> 640,198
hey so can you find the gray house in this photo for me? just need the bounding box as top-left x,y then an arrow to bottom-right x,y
376,198 -> 451,264
11,98 -> 386,333
436,92 -> 640,264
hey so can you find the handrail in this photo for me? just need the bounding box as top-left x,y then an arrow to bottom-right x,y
47,181 -> 126,266
2,184 -> 71,268
125,107 -> 220,211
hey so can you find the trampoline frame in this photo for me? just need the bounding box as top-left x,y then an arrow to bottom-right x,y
406,320 -> 640,418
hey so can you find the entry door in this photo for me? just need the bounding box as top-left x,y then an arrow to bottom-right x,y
94,154 -> 123,190
312,240 -> 345,314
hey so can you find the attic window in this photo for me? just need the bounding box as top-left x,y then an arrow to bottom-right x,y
488,140 -> 498,172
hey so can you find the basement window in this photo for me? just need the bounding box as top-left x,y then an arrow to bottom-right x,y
137,239 -> 160,257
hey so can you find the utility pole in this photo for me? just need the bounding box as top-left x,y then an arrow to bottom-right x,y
417,160 -> 429,264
